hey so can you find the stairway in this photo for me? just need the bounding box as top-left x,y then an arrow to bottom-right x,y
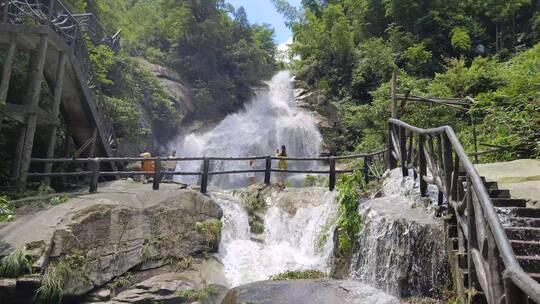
448,176 -> 539,303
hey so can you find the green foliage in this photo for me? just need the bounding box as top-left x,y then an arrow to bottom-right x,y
270,269 -> 326,280
48,194 -> 69,206
107,272 -> 133,293
451,28 -> 472,53
0,248 -> 32,277
195,219 -> 223,246
301,174 -> 329,187
336,169 -> 366,254
250,221 -> 265,234
88,44 -> 115,85
36,251 -> 90,303
0,196 -> 14,222
174,285 -> 217,301
404,43 -> 432,76
141,242 -> 159,263
174,256 -> 194,271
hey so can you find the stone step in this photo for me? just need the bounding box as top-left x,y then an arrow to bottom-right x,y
492,198 -> 527,208
510,240 -> 540,256
483,181 -> 499,190
505,217 -> 540,228
517,256 -> 540,273
488,189 -> 511,198
506,208 -> 540,219
506,227 -> 540,241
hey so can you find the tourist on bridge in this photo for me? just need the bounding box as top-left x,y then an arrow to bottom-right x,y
278,145 -> 288,185
164,151 -> 177,183
140,151 -> 154,184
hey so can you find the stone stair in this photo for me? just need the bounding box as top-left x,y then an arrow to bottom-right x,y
448,176 -> 538,304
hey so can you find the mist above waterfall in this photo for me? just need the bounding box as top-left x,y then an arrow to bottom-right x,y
170,71 -> 323,188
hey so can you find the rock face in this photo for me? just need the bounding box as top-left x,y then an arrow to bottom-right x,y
136,58 -> 194,115
221,279 -> 399,304
350,169 -> 450,298
0,181 -> 223,300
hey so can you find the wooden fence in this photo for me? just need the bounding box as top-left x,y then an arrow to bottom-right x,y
388,118 -> 540,303
28,150 -> 387,193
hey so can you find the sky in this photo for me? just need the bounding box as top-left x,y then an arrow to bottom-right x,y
227,0 -> 302,45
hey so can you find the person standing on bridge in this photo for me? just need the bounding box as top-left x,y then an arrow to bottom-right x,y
140,151 -> 154,184
278,145 -> 288,185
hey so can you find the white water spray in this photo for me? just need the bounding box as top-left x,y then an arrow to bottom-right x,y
212,188 -> 339,287
170,71 -> 323,188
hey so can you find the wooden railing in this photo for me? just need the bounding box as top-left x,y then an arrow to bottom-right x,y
1,0 -> 120,153
388,118 -> 540,304
28,150 -> 387,193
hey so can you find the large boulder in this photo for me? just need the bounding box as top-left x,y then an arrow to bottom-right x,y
0,181 -> 223,300
221,279 -> 399,304
350,169 -> 450,298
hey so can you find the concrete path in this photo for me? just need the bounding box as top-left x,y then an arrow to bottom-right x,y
475,159 -> 540,204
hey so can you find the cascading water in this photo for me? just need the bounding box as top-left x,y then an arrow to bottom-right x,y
170,71 -> 323,188
211,188 -> 339,287
350,169 -> 450,298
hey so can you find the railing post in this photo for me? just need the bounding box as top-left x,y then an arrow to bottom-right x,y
200,157 -> 209,194
466,177 -> 480,296
443,133 -> 453,198
418,134 -> 427,197
363,156 -> 370,185
47,0 -> 56,24
89,158 -> 100,193
399,126 -> 408,177
3,0 -> 10,23
329,157 -> 336,191
503,273 -> 528,304
264,156 -> 271,185
153,157 -> 161,190
387,123 -> 397,169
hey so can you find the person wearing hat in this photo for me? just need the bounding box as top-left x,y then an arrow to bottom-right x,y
140,151 -> 154,184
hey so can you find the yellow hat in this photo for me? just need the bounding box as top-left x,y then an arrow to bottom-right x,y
140,152 -> 151,157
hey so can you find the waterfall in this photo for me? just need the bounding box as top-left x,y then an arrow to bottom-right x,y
170,71 -> 323,188
211,188 -> 339,287
350,169 -> 450,298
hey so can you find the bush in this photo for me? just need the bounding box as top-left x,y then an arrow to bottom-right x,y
0,247 -> 32,277
271,270 -> 326,280
195,219 -> 223,246
0,196 -> 14,222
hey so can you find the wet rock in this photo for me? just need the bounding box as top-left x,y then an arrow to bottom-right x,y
109,257 -> 229,304
351,169 -> 450,298
221,279 -> 398,304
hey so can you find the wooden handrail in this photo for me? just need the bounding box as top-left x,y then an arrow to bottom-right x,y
28,150 -> 388,193
388,118 -> 540,303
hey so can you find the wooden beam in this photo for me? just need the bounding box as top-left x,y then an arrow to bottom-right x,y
44,52 -> 66,184
391,70 -> 397,118
0,35 -> 16,131
17,33 -> 49,186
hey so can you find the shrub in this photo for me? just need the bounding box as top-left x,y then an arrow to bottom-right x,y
195,219 -> 223,246
0,196 -> 14,222
271,270 -> 326,280
0,247 -> 32,277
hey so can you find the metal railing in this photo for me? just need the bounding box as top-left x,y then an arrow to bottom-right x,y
1,0 -> 120,154
28,150 -> 387,193
388,118 -> 540,304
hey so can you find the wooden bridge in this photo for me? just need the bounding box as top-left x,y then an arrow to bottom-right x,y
0,0 -> 120,186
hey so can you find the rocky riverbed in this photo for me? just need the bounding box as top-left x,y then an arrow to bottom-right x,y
0,170 -> 451,303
